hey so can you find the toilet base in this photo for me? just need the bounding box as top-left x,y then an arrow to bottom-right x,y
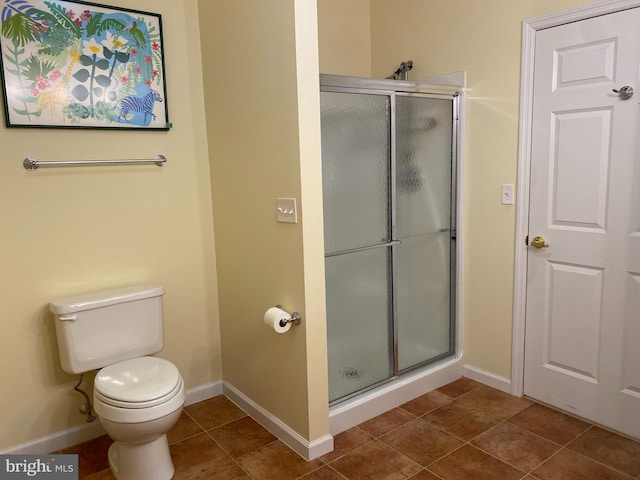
108,434 -> 174,480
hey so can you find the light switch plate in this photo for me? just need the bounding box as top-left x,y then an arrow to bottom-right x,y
276,198 -> 298,223
501,184 -> 514,205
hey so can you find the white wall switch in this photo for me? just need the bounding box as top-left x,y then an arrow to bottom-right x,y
501,184 -> 514,205
276,198 -> 298,223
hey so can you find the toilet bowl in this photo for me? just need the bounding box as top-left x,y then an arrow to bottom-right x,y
93,356 -> 185,480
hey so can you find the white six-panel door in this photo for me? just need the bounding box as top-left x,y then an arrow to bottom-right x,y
524,7 -> 640,439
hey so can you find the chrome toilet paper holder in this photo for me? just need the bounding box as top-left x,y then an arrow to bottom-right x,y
275,305 -> 302,328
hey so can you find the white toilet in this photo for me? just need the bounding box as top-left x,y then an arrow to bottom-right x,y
51,284 -> 185,480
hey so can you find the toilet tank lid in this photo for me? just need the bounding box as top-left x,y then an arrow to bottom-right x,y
50,284 -> 165,315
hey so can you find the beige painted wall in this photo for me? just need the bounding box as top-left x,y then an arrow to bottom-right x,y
0,0 -> 221,451
317,0 -> 372,76
199,0 -> 328,440
294,0 -> 330,441
368,0 -> 592,378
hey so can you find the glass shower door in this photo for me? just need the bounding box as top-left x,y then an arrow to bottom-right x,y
321,82 -> 457,404
395,94 -> 455,371
321,91 -> 394,403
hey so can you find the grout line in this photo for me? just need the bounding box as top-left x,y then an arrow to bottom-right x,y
424,468 -> 447,480
181,399 -> 271,480
522,395 -> 636,441
296,463 -> 348,480
172,410 -> 208,442
474,417 -> 637,480
562,444 -> 637,480
182,410 -> 247,479
321,427 -> 377,465
467,421 -> 543,476
564,424 -> 593,448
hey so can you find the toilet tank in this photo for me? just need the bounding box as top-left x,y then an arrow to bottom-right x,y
50,284 -> 165,374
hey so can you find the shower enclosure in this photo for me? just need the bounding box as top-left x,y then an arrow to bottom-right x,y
320,74 -> 459,404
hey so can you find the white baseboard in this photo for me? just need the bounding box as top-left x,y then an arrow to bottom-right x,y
1,380 -> 223,455
329,356 -> 464,436
463,364 -> 512,394
223,382 -> 333,461
185,380 -> 224,406
0,419 -> 107,455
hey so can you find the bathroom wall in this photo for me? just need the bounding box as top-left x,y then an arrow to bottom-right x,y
0,0 -> 604,455
367,0 -> 593,379
317,0 -> 372,77
199,0 -> 329,442
0,0 -> 221,451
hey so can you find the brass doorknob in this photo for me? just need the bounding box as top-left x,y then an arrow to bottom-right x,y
531,236 -> 549,249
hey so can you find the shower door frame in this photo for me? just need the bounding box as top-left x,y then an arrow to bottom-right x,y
320,74 -> 461,405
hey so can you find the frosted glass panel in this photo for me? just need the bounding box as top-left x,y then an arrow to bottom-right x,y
396,96 -> 453,370
396,235 -> 451,370
321,92 -> 390,253
325,248 -> 393,402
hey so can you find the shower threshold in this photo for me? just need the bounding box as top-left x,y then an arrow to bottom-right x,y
329,354 -> 463,436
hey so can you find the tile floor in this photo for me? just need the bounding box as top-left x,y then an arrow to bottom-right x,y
58,378 -> 640,480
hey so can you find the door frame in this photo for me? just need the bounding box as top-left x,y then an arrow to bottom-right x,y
512,0 -> 640,397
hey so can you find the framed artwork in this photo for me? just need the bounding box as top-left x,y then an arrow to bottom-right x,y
0,0 -> 169,129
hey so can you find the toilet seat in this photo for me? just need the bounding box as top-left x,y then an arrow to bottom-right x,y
95,356 -> 181,408
95,377 -> 183,409
94,356 -> 185,424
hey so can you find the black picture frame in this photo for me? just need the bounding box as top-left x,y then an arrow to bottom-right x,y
0,0 -> 169,130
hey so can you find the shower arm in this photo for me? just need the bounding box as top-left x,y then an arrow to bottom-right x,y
386,60 -> 413,81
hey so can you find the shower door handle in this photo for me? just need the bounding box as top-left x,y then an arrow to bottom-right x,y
325,240 -> 401,258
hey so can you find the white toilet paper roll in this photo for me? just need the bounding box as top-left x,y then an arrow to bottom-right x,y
264,306 -> 292,333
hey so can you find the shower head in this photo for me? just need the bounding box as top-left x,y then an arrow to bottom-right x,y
386,60 -> 414,81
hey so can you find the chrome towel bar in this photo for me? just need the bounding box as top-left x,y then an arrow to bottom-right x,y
23,155 -> 167,171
